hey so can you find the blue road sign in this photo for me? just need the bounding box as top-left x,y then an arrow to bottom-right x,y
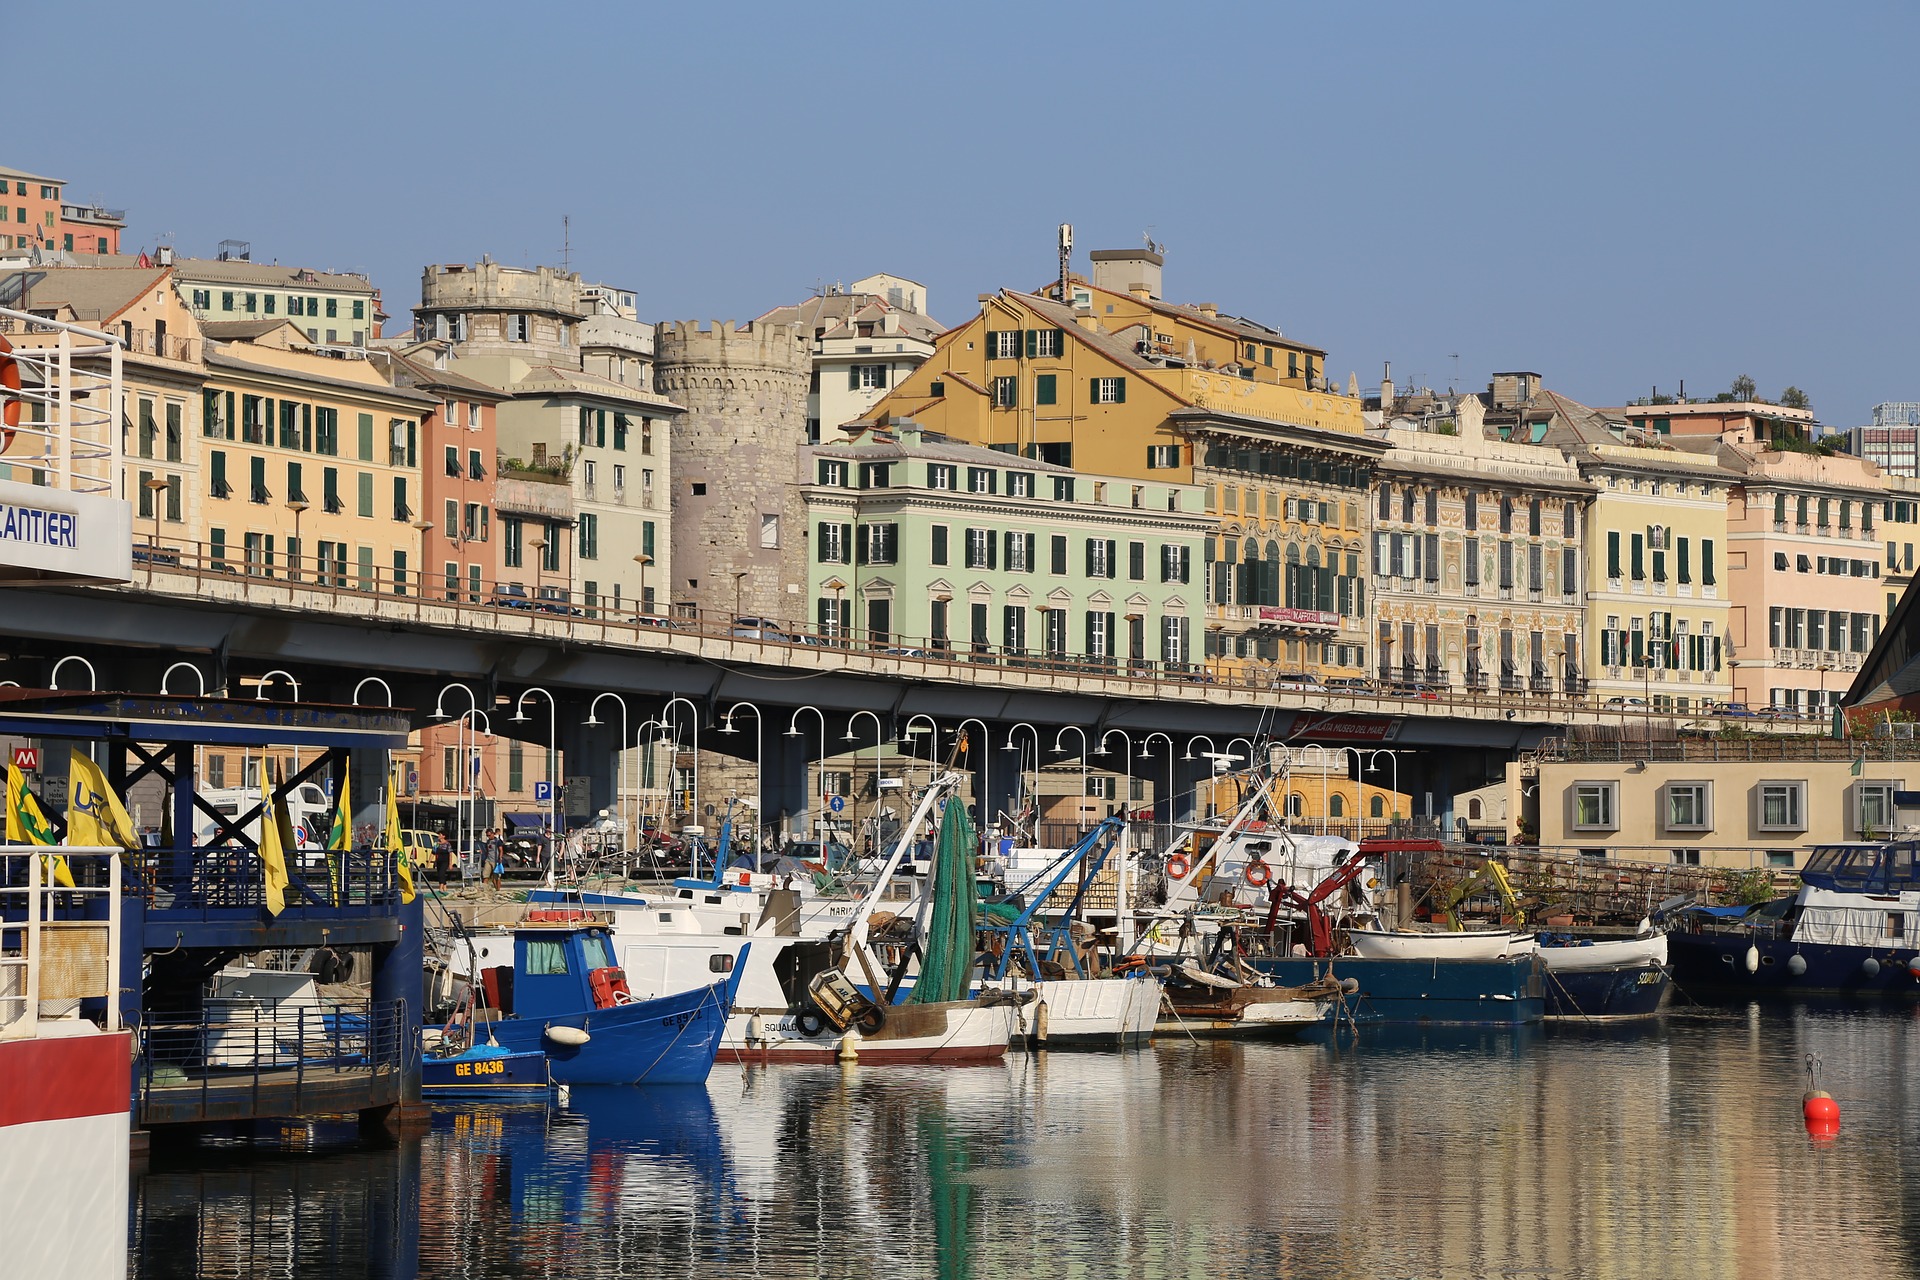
828,794 -> 844,813
534,781 -> 553,803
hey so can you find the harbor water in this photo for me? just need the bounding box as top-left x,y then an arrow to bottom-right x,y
132,1001 -> 1920,1279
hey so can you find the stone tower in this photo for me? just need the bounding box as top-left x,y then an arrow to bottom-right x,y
652,320 -> 811,622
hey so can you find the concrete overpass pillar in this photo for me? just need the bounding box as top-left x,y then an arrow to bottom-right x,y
354,747 -> 391,848
760,729 -> 811,842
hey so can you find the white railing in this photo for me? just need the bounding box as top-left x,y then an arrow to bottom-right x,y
0,306 -> 123,495
0,847 -> 122,1040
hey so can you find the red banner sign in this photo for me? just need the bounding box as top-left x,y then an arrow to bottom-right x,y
11,747 -> 38,770
1257,607 -> 1340,629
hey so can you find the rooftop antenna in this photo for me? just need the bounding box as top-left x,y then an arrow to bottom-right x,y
560,215 -> 571,275
1449,353 -> 1461,390
1057,222 -> 1073,303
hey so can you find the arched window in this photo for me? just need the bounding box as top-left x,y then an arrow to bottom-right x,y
1264,539 -> 1283,607
1329,793 -> 1346,818
1468,798 -> 1483,820
1369,794 -> 1385,818
1287,792 -> 1305,818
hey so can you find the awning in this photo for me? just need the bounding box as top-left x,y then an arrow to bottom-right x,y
503,811 -> 551,829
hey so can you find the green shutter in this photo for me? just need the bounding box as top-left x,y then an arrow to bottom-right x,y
1632,630 -> 1644,666
1025,329 -> 1038,358
1703,539 -> 1716,585
1036,374 -> 1056,406
848,366 -> 860,391
1024,533 -> 1035,570
1106,539 -> 1117,577
1114,377 -> 1126,404
1607,530 -> 1620,578
1631,534 -> 1643,580
1678,537 -> 1691,583
986,530 -> 997,570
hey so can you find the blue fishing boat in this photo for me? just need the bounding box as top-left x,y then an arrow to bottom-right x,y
1251,953 -> 1545,1025
472,918 -> 746,1085
1538,931 -> 1669,1019
422,1042 -> 555,1099
1666,841 -> 1920,998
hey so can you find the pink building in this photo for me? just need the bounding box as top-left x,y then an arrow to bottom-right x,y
1712,443 -> 1885,717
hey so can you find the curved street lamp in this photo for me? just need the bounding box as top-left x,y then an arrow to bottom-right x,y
1141,732 -> 1175,844
1001,721 -> 1041,841
1053,726 -> 1091,828
718,700 -> 765,855
161,662 -> 207,697
48,655 -> 97,692
844,710 -> 884,859
253,669 -> 300,702
511,687 -> 560,871
660,696 -> 702,872
352,676 -> 394,707
951,717 -> 992,833
785,707 -> 829,847
584,693 -> 631,851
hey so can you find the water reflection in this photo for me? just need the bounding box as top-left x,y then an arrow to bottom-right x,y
133,1006 -> 1920,1279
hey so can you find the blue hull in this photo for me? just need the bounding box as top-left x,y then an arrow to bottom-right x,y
1667,929 -> 1920,999
423,1047 -> 553,1098
486,972 -> 741,1085
1250,955 -> 1545,1025
1541,961 -> 1669,1019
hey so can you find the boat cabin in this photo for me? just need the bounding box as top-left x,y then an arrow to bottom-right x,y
1800,843 -> 1920,895
476,920 -> 635,1020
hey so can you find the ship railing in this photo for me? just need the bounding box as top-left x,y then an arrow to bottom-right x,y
0,847 -> 123,1041
133,996 -> 410,1125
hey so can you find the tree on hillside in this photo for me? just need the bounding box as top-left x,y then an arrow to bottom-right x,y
1780,386 -> 1811,410
1730,373 -> 1756,402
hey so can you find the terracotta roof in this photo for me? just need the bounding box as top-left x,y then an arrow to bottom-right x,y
0,266 -> 170,325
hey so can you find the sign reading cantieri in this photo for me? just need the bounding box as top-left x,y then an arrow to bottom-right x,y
1258,606 -> 1340,629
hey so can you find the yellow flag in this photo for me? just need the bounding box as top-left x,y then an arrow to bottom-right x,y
386,766 -> 414,904
7,764 -> 71,888
67,750 -> 139,850
328,774 -> 352,851
258,790 -> 290,917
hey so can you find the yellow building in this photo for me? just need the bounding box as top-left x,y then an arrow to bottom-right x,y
1485,379 -> 1736,712
863,251 -> 1382,682
1192,747 -> 1413,838
199,337 -> 438,590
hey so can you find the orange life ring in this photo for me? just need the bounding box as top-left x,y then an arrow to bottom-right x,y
1243,820 -> 1266,833
1244,860 -> 1271,888
0,332 -> 19,448
1166,854 -> 1190,880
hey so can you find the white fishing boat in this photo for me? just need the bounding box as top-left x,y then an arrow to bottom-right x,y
1346,928 -> 1537,961
1538,931 -> 1666,972
1013,975 -> 1161,1046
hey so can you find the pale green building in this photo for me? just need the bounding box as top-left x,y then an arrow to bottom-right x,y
800,422 -> 1211,671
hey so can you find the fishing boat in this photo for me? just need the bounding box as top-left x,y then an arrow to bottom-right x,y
422,1041 -> 555,1099
1666,841 -> 1920,997
1537,929 -> 1670,1019
1154,960 -> 1340,1036
465,916 -> 744,1085
978,815 -> 1162,1047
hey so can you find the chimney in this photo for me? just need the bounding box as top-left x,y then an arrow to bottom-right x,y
1088,248 -> 1163,301
1195,303 -> 1218,318
1381,360 -> 1393,409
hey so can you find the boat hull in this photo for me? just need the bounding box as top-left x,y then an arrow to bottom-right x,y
1251,955 -> 1546,1025
1348,930 -> 1535,961
1155,989 -> 1327,1037
1014,976 -> 1161,1047
722,999 -> 1012,1065
1667,928 -> 1920,998
0,1029 -> 131,1280
422,1046 -> 554,1098
1541,961 -> 1670,1018
485,974 -> 737,1085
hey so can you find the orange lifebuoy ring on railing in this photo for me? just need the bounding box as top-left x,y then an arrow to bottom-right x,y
1243,860 -> 1271,888
1166,854 -> 1190,880
0,333 -> 20,449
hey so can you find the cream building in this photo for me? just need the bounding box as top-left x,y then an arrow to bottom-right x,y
1368,389 -> 1589,693
756,273 -> 942,440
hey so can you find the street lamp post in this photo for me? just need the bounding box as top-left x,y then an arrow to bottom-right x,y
143,476 -> 169,580
844,710 -> 884,859
900,715 -> 940,796
951,717 -> 992,834
452,708 -> 493,875
529,534 -> 548,609
1053,726 -> 1091,828
1140,732 -> 1174,848
633,553 -> 652,617
718,701 -> 766,858
660,696 -> 702,872
1001,722 -> 1041,843
785,707 -> 829,846
411,518 -> 435,599
286,498 -> 309,583
511,687 -> 560,876
583,693 -> 631,853
1363,749 -> 1402,835
1091,730 -> 1135,819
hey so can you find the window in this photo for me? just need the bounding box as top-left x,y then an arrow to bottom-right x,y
992,376 -> 1018,408
508,314 -> 530,342
1161,544 -> 1191,584
1664,782 -> 1711,831
445,445 -> 461,477
1086,538 -> 1116,579
965,527 -> 995,570
760,513 -> 780,548
470,449 -> 485,480
1086,776 -> 1116,801
850,364 -> 887,390
1050,534 -> 1068,575
928,464 -> 956,491
930,524 -> 948,566
1091,377 -> 1127,404
578,513 -> 598,559
1008,471 -> 1033,498
968,467 -> 997,495
1757,781 -> 1806,832
860,462 -> 892,489
816,522 -> 849,564
819,460 -> 848,487
1857,782 -> 1896,835
1572,782 -> 1617,831
1029,328 -> 1064,358
1146,445 -> 1179,469
525,940 -> 568,975
989,330 -> 1022,359
858,522 -> 896,565
1005,531 -> 1033,572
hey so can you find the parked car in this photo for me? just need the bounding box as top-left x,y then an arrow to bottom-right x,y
1707,701 -> 1758,718
1324,676 -> 1373,694
731,616 -> 794,641
1604,695 -> 1648,708
1270,671 -> 1328,692
492,582 -> 535,610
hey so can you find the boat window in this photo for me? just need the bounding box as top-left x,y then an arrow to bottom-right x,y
1888,844 -> 1920,887
580,932 -> 615,970
526,939 -> 569,975
709,953 -> 735,973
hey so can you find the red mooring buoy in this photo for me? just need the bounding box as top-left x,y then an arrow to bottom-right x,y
1803,1053 -> 1841,1139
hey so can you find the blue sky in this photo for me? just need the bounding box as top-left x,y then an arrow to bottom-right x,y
19,2 -> 1917,427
